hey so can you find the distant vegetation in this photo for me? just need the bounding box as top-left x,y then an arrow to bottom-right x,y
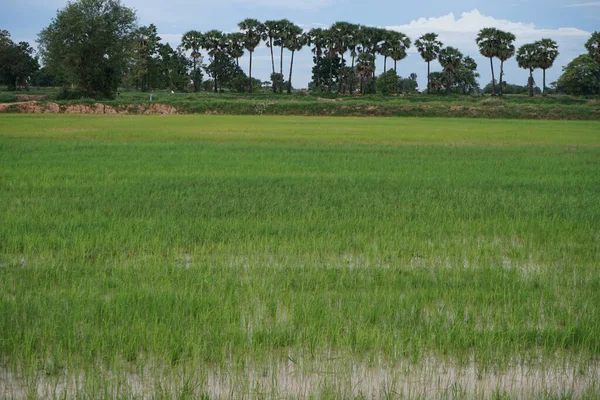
1,0 -> 599,99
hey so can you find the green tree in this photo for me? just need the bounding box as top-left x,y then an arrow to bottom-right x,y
238,18 -> 264,93
438,46 -> 463,94
516,43 -> 539,97
534,38 -> 559,96
180,30 -> 203,92
37,0 -> 137,98
454,56 -> 480,94
415,33 -> 443,94
476,27 -> 500,95
203,51 -> 244,92
0,30 -> 39,90
376,68 -> 399,94
157,43 -> 190,91
497,30 -> 516,96
556,54 -> 600,95
585,31 -> 600,64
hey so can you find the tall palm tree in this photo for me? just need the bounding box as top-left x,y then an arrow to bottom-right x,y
535,38 -> 559,96
476,27 -> 500,96
226,32 -> 245,67
330,21 -> 352,93
308,28 -> 326,92
496,30 -> 516,96
387,30 -> 411,93
346,23 -> 361,94
356,52 -> 375,94
378,30 -> 393,95
274,19 -> 293,77
262,20 -> 279,78
200,30 -> 225,93
438,46 -> 463,94
415,33 -> 443,94
516,43 -> 539,97
323,29 -> 337,93
238,18 -> 264,93
285,31 -> 307,94
180,30 -> 203,92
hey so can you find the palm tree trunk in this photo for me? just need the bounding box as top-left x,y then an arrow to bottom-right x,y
317,55 -> 321,92
427,61 -> 430,94
269,39 -> 275,74
328,56 -> 333,93
193,58 -> 197,92
338,53 -> 345,94
499,60 -> 504,96
214,76 -> 218,93
287,50 -> 295,94
249,51 -> 253,93
490,57 -> 496,96
270,39 -> 276,93
280,46 -> 284,75
394,60 -> 398,94
543,68 -> 546,96
350,55 -> 355,95
528,69 -> 534,97
383,56 -> 387,95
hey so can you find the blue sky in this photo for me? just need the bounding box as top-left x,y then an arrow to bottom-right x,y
2,0 -> 598,90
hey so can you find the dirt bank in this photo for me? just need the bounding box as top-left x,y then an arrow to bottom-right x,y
0,102 -> 177,115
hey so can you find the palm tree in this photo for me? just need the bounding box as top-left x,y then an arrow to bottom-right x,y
274,19 -> 293,77
226,32 -> 245,67
516,43 -> 538,97
330,22 -> 353,93
496,30 -> 516,96
323,29 -> 337,93
263,20 -> 279,78
387,31 -> 411,93
346,24 -> 361,94
285,31 -> 307,94
200,30 -> 225,93
378,30 -> 393,95
180,30 -> 203,92
238,18 -> 264,93
415,33 -> 443,94
356,52 -> 375,94
476,27 -> 500,96
438,46 -> 463,94
308,28 -> 326,92
535,38 -> 558,96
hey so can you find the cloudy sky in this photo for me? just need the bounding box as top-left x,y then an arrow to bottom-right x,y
1,0 -> 598,90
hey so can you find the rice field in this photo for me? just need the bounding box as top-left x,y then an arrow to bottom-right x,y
0,115 -> 599,398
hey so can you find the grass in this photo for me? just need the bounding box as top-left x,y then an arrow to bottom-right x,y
0,115 -> 599,398
2,88 -> 600,120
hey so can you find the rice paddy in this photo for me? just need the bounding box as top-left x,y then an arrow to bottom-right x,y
0,115 -> 599,398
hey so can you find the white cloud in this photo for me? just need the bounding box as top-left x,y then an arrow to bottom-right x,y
565,2 -> 600,7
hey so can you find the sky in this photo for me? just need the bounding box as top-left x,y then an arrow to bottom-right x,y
1,0 -> 599,90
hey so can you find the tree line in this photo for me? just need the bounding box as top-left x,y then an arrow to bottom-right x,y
1,0 -> 599,98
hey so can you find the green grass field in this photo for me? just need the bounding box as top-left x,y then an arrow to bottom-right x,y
1,115 -> 599,398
